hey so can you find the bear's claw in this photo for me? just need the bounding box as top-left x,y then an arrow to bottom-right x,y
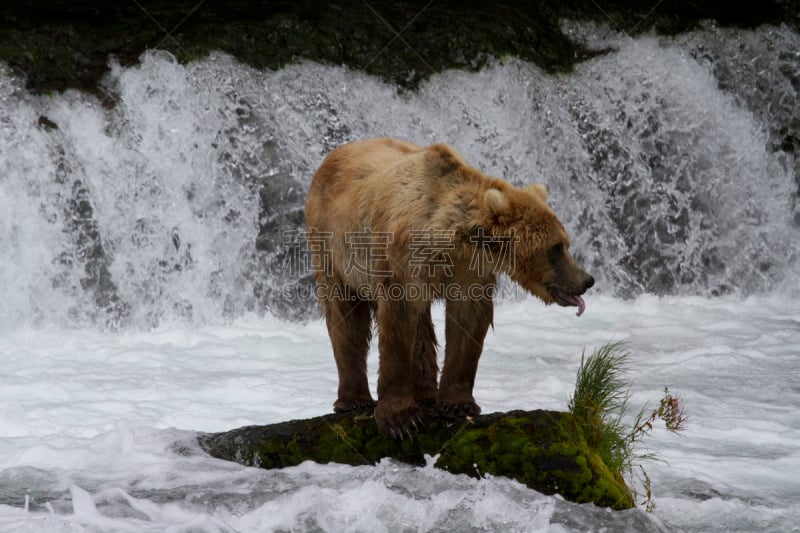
375,404 -> 424,439
437,401 -> 482,420
387,420 -> 421,441
333,398 -> 377,413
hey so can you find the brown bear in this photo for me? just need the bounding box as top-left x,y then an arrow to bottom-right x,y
305,138 -> 593,439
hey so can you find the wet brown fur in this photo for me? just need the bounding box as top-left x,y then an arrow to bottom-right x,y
305,138 -> 593,438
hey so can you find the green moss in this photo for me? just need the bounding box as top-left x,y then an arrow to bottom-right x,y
427,411 -> 629,508
256,434 -> 305,467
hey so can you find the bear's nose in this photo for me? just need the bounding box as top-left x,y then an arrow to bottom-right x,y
584,275 -> 595,291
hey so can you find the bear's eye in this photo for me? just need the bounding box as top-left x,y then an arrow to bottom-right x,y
547,243 -> 565,264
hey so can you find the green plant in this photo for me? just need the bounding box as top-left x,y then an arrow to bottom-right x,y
568,342 -> 687,511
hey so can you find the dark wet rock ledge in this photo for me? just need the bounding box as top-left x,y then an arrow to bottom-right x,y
1,0 -> 797,95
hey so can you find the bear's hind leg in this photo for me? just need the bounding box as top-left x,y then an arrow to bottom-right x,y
323,295 -> 375,413
438,298 -> 493,419
413,304 -> 439,410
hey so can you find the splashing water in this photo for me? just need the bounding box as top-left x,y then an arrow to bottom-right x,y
0,26 -> 798,332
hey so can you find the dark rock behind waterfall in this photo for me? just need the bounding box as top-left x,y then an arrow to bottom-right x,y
0,0 -> 796,95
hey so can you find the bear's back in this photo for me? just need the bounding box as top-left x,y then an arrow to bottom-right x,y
310,139 -> 466,213
334,137 -> 423,179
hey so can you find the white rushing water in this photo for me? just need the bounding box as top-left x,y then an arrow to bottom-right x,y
1,21 -> 799,532
0,297 -> 798,531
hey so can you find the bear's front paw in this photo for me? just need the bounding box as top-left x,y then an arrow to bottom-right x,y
334,397 -> 377,413
374,399 -> 424,440
437,400 -> 481,420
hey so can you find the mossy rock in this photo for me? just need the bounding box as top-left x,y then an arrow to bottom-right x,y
198,408 -> 633,510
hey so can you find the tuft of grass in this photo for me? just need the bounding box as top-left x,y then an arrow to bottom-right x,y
569,341 -> 633,474
568,341 -> 687,511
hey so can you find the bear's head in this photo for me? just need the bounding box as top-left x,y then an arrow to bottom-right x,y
476,182 -> 594,315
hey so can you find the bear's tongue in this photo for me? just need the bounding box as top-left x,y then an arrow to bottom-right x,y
563,294 -> 586,317
575,296 -> 586,317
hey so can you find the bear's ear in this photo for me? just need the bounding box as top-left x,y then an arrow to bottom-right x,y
525,183 -> 548,202
484,188 -> 510,216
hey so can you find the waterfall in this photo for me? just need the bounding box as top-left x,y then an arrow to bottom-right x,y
1,23 -> 797,330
